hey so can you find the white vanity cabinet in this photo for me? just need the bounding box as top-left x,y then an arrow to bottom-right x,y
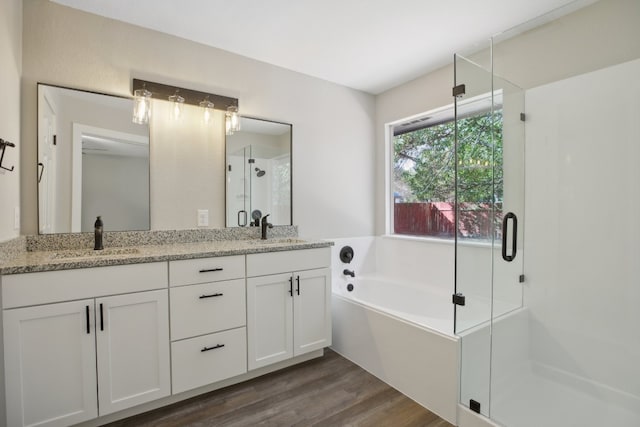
246,248 -> 331,370
2,263 -> 170,427
168,255 -> 248,394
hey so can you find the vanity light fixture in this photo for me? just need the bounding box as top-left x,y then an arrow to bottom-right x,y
226,105 -> 240,135
132,87 -> 152,124
200,98 -> 215,124
131,79 -> 238,124
168,91 -> 185,120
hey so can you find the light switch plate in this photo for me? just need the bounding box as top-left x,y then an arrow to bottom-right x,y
197,209 -> 209,227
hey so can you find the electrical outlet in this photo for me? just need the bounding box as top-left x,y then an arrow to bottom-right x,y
14,206 -> 20,230
197,209 -> 209,227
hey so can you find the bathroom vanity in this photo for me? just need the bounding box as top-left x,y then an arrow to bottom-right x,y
0,235 -> 332,427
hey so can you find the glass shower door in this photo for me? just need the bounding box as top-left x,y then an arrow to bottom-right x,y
487,73 -> 526,423
454,46 -> 495,418
454,40 -> 526,421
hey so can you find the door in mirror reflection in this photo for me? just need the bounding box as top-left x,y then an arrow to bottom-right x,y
37,84 -> 150,234
225,117 -> 292,227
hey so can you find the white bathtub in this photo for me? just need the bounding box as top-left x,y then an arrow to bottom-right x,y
333,275 -> 454,336
331,275 -> 459,424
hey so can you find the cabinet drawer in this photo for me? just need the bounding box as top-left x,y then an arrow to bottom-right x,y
171,327 -> 247,394
170,279 -> 246,340
2,262 -> 168,309
246,248 -> 330,277
169,256 -> 245,286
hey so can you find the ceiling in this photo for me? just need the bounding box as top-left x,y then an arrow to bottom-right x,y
52,0 -> 589,94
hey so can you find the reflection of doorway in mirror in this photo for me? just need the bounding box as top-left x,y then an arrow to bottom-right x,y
72,124 -> 150,232
38,93 -> 58,234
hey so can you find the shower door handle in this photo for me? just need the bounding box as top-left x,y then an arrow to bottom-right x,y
237,210 -> 247,227
501,212 -> 518,262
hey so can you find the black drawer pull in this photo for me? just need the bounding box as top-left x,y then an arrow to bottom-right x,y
85,305 -> 90,334
199,293 -> 223,299
99,303 -> 104,331
199,268 -> 223,273
201,344 -> 225,352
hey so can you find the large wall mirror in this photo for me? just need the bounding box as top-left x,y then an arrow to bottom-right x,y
226,117 -> 292,227
38,84 -> 150,234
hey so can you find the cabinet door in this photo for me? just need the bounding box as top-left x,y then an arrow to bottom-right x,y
293,268 -> 332,356
3,300 -> 98,427
96,290 -> 170,415
247,273 -> 293,370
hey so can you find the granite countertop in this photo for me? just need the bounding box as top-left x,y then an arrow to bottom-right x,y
0,238 -> 333,275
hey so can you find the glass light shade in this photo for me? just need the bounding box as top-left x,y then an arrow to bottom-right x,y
169,93 -> 185,120
200,100 -> 214,124
132,88 -> 152,124
226,105 -> 240,135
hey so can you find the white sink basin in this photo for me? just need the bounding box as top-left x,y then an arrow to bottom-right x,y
49,247 -> 140,260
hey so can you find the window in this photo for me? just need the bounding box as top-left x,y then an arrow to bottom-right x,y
390,100 -> 503,240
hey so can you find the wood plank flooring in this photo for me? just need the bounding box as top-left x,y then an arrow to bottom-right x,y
106,349 -> 455,427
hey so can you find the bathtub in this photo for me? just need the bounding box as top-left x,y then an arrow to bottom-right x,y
331,275 -> 460,424
333,275 -> 454,336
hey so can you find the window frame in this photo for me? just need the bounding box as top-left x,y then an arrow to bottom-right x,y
385,91 -> 502,240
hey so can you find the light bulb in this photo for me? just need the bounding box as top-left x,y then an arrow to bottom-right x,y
226,105 -> 240,135
132,88 -> 152,124
169,93 -> 184,120
200,100 -> 214,124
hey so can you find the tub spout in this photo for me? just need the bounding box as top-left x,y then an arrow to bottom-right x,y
343,269 -> 355,277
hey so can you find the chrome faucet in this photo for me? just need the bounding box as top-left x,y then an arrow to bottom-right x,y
343,269 -> 355,277
261,214 -> 273,240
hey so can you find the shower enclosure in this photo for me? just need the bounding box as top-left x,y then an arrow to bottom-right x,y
454,2 -> 640,426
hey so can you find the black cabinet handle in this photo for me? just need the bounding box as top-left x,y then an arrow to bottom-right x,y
99,303 -> 104,331
85,305 -> 90,334
201,344 -> 225,352
296,276 -> 300,295
199,268 -> 223,273
501,212 -> 518,262
288,276 -> 293,297
199,293 -> 223,299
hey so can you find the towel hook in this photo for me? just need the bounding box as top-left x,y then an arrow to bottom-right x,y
0,139 -> 16,172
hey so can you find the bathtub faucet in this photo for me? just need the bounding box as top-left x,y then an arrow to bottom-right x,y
343,269 -> 355,277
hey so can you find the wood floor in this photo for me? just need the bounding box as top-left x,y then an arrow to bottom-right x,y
106,349 -> 454,427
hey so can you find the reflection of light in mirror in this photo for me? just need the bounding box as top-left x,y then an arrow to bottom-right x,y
132,88 -> 151,124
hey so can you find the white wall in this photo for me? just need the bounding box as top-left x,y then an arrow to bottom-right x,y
524,58 -> 640,397
0,0 -> 21,423
0,0 -> 22,242
21,0 -> 376,238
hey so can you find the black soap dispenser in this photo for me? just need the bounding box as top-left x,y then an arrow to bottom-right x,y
94,216 -> 104,250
